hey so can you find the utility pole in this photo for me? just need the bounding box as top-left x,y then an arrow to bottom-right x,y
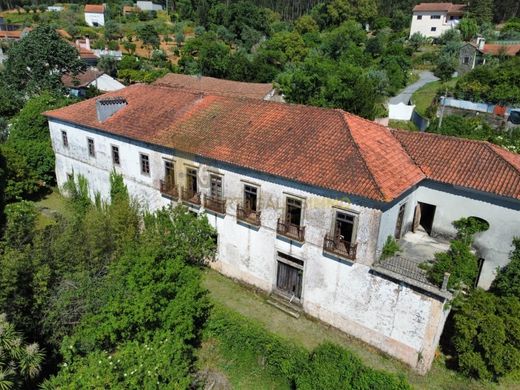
438,87 -> 448,130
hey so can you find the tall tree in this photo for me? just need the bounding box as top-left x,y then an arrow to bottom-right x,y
469,0 -> 493,23
4,26 -> 85,96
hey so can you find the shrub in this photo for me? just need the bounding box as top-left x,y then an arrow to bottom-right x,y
491,238 -> 520,299
381,235 -> 400,259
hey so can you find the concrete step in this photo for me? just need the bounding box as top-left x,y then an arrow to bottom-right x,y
266,292 -> 302,318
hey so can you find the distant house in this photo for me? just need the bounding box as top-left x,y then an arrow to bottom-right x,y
72,38 -> 99,66
153,73 -> 284,102
458,38 -> 520,75
0,27 -> 30,41
409,2 -> 465,38
84,4 -> 105,27
136,1 -> 163,11
62,69 -> 125,97
47,5 -> 64,12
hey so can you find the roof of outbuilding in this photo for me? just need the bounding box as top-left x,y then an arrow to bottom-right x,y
153,73 -> 275,100
62,69 -> 103,88
392,130 -> 520,200
84,4 -> 104,13
44,84 -> 424,202
483,43 -> 520,56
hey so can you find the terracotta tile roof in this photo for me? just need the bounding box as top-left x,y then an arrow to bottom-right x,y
483,43 -> 520,56
84,4 -> 104,13
392,130 -> 520,200
0,29 -> 23,39
44,84 -> 423,202
413,2 -> 465,13
153,73 -> 275,100
62,69 -> 103,88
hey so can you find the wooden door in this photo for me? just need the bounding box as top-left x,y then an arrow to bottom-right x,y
276,262 -> 302,299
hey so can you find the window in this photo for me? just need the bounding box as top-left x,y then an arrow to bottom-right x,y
140,154 -> 150,175
417,14 -> 422,19
112,145 -> 120,166
210,174 -> 223,198
430,15 -> 441,19
186,168 -> 197,193
463,56 -> 470,65
62,131 -> 68,148
285,197 -> 303,226
244,185 -> 258,211
334,211 -> 356,244
164,160 -> 174,184
431,27 -> 437,32
87,138 -> 95,157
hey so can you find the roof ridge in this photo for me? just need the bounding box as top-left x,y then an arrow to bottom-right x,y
339,111 -> 386,200
390,129 -> 424,174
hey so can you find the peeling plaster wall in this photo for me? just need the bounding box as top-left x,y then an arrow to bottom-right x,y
49,119 -> 450,372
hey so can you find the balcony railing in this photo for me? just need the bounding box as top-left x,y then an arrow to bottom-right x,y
236,205 -> 261,226
204,195 -> 226,214
323,233 -> 357,260
277,219 -> 305,242
181,187 -> 201,205
159,180 -> 179,199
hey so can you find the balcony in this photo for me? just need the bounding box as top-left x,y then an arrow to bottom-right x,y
181,187 -> 201,206
277,219 -> 305,242
323,233 -> 357,261
236,205 -> 261,226
159,180 -> 179,199
204,195 -> 226,215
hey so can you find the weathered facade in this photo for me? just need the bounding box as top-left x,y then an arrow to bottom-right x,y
45,83 -> 520,373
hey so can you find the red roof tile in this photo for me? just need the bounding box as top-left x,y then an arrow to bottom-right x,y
62,69 -> 103,88
44,84 -> 423,202
153,73 -> 275,100
392,130 -> 520,200
84,4 -> 104,13
483,43 -> 520,56
413,2 -> 465,13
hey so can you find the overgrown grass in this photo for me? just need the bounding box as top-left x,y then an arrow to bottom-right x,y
411,79 -> 457,117
33,188 -> 70,228
389,120 -> 419,131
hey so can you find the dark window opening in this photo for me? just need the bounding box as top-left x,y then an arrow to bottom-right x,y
87,138 -> 95,157
112,145 -> 120,166
140,154 -> 150,175
186,168 -> 198,193
463,56 -> 470,65
244,185 -> 258,212
164,160 -> 174,185
417,14 -> 422,19
431,15 -> 441,19
334,212 -> 355,243
286,197 -> 302,226
62,131 -> 68,148
431,27 -> 437,31
413,202 -> 436,235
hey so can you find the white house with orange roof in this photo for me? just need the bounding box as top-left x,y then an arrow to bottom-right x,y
44,79 -> 520,374
84,4 -> 105,27
410,2 -> 465,38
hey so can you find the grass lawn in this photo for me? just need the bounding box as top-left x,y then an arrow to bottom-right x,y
201,269 -> 510,390
411,78 -> 458,118
389,119 -> 419,131
33,188 -> 70,229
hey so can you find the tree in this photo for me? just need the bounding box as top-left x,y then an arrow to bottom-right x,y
97,55 -> 118,77
137,24 -> 160,53
104,20 -> 121,41
491,238 -> 520,298
408,32 -> 426,52
294,14 -> 319,34
4,26 -> 85,96
0,314 -> 44,389
458,18 -> 478,41
434,53 -> 457,81
469,0 -> 494,23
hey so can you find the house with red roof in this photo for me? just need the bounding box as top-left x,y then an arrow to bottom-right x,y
410,2 -> 465,38
84,4 -> 105,27
44,81 -> 520,374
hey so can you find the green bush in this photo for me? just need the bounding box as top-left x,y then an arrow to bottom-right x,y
381,235 -> 400,259
451,289 -> 520,380
207,306 -> 411,389
491,238 -> 520,298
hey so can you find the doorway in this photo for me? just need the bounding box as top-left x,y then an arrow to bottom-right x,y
413,202 -> 436,235
276,253 -> 303,299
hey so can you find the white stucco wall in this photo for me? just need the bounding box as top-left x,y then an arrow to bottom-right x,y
409,11 -> 459,38
84,12 -> 105,27
381,183 -> 520,289
88,74 -> 125,92
49,119 -> 452,372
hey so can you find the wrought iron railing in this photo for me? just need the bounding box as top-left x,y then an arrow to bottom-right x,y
204,195 -> 226,214
236,205 -> 261,226
323,233 -> 357,260
181,187 -> 201,205
277,219 -> 305,242
159,179 -> 178,199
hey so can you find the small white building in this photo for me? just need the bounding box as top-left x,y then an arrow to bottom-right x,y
136,1 -> 163,11
409,2 -> 465,38
47,5 -> 64,12
84,4 -> 105,27
62,69 -> 125,97
44,83 -> 520,374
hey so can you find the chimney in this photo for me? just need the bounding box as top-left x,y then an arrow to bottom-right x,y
96,97 -> 127,122
85,37 -> 90,50
478,37 -> 485,50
